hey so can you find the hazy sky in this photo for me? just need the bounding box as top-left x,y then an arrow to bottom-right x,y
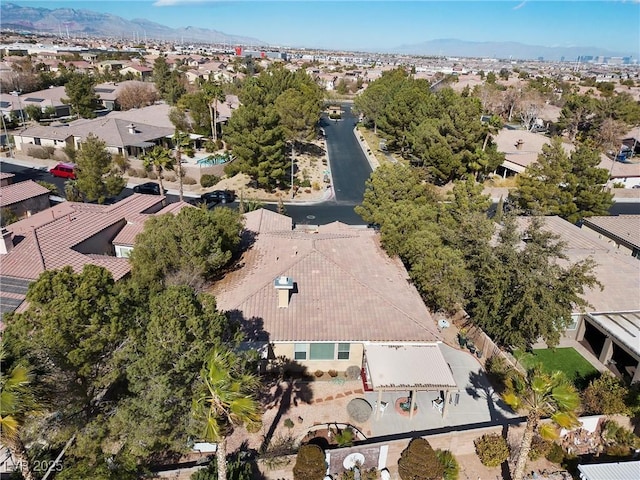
11,1 -> 640,54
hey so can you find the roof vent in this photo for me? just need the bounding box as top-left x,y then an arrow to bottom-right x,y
274,275 -> 294,308
128,123 -> 137,134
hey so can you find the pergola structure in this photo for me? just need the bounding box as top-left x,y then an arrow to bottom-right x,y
363,344 -> 458,419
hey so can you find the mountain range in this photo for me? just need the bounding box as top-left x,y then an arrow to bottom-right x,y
0,2 -> 633,61
0,2 -> 264,46
391,38 -> 632,62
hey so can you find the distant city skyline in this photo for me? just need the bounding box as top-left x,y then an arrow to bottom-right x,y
9,1 -> 640,57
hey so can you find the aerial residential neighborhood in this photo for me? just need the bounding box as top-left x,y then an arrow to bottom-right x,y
0,2 -> 639,480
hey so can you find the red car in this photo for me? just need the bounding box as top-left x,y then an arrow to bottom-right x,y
50,163 -> 76,180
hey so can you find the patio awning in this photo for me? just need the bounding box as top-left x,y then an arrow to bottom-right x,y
129,141 -> 155,148
364,343 -> 457,391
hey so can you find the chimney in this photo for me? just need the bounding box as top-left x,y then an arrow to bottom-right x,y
0,227 -> 14,254
515,139 -> 524,150
274,275 -> 294,308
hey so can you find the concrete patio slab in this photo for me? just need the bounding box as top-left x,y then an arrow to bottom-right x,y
365,344 -> 518,437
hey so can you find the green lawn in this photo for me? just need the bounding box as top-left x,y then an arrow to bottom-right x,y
513,347 -> 598,386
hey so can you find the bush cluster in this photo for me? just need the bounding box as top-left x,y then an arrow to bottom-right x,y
474,433 -> 509,467
293,444 -> 326,480
200,174 -> 220,188
398,438 -> 444,480
183,176 -> 197,185
528,435 -> 552,461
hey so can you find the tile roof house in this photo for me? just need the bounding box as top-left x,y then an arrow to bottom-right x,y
210,209 -> 456,394
494,128 -> 573,176
0,194 -> 168,321
516,216 -> 640,383
14,117 -> 174,158
0,180 -> 51,220
581,215 -> 640,258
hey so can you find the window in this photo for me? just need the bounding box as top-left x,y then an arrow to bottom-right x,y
294,343 -> 308,361
337,343 -> 350,360
567,314 -> 580,331
310,343 -> 335,360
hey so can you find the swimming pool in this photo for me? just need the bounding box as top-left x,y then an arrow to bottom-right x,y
195,153 -> 231,166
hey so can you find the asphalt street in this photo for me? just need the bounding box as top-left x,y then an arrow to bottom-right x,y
2,103 -> 639,221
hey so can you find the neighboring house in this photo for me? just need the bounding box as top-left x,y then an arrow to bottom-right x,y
119,64 -> 153,80
211,210 -> 457,400
0,194 -> 169,320
580,215 -> 640,258
598,154 -> 640,188
0,172 -> 14,187
517,216 -> 640,383
1,88 -> 71,122
493,128 -> 573,177
14,117 -> 174,158
0,180 -> 51,220
112,201 -> 191,258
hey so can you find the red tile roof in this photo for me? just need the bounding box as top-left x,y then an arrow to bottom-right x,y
211,210 -> 441,344
0,180 -> 50,207
2,194 -> 165,281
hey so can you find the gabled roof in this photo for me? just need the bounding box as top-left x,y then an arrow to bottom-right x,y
3,194 -> 165,281
112,201 -> 193,246
0,180 -> 50,208
211,210 -> 441,344
582,215 -> 640,250
515,216 -> 640,313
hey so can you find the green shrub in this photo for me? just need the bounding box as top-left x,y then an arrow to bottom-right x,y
528,436 -> 552,460
204,140 -> 216,153
215,139 -> 223,150
300,179 -> 311,188
436,449 -> 460,480
200,174 -> 220,188
474,433 -> 509,467
26,146 -> 50,159
293,444 -> 326,480
604,444 -> 632,457
582,374 -> 630,415
545,443 -> 565,464
334,428 -> 354,447
1,208 -> 19,227
284,418 -> 295,429
398,438 -> 444,480
190,451 -> 253,480
183,176 -> 197,185
341,468 -> 378,480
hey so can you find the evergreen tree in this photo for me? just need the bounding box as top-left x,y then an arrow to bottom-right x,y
469,215 -> 600,349
63,73 -> 100,118
75,133 -> 125,203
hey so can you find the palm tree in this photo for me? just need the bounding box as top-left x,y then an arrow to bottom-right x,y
201,80 -> 225,142
503,367 -> 580,480
192,348 -> 261,480
0,359 -> 38,480
172,130 -> 192,201
141,145 -> 174,196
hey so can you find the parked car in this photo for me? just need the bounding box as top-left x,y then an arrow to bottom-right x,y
200,190 -> 235,208
133,182 -> 161,195
49,162 -> 76,180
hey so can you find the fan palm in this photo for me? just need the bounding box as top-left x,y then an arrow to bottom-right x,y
0,359 -> 38,480
192,348 -> 261,480
201,80 -> 225,141
141,146 -> 174,196
503,366 -> 580,480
